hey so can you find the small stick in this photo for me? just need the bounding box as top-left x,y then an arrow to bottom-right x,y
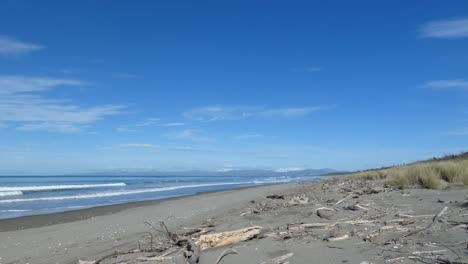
404,206 -> 448,238
412,249 -> 447,255
335,194 -> 353,205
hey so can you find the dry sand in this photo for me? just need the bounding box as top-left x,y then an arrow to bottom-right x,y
0,178 -> 467,264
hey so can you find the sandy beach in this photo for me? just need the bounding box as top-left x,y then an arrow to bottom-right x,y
1,178 -> 467,264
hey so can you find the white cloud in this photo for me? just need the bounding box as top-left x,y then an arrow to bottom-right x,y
135,118 -> 160,127
424,79 -> 468,89
420,18 -> 468,39
0,36 -> 43,57
114,143 -> 219,152
0,75 -> 124,133
183,105 -> 330,121
0,75 -> 83,94
119,143 -> 155,149
165,129 -> 211,141
16,122 -> 83,133
183,105 -> 256,121
117,119 -> 184,132
161,122 -> 185,127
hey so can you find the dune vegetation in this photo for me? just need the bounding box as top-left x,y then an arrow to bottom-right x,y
352,153 -> 468,189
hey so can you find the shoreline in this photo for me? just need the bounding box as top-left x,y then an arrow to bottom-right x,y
0,183 -> 295,232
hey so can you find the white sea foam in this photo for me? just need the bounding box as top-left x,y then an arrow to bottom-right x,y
0,209 -> 31,212
0,191 -> 23,197
0,182 -> 253,203
0,183 -> 127,192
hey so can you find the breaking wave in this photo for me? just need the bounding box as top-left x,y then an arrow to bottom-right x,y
0,183 -> 127,192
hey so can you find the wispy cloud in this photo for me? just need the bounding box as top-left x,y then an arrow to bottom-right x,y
183,105 -> 331,121
117,119 -> 185,132
183,106 -> 253,121
114,143 -> 220,152
0,75 -> 124,133
424,79 -> 468,90
420,18 -> 468,39
165,129 -> 212,141
161,122 -> 185,127
119,143 -> 155,149
235,134 -> 264,139
135,118 -> 160,127
0,35 -> 43,57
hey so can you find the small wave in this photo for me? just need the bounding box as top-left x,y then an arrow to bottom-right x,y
0,209 -> 31,212
252,179 -> 293,184
0,181 -> 262,203
0,191 -> 23,197
0,183 -> 127,192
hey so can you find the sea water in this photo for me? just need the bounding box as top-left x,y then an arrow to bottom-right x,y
0,174 -> 323,219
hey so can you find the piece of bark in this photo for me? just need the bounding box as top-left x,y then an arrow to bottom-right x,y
195,226 -> 262,250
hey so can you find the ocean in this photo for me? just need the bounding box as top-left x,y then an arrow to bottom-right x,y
0,174 -> 323,219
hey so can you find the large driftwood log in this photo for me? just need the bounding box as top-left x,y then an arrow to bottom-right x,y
195,226 -> 262,250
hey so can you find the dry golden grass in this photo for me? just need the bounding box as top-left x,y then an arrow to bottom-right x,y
352,159 -> 468,189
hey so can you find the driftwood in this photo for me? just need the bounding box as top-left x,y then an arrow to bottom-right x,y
325,234 -> 349,242
335,194 -> 353,205
404,206 -> 448,238
260,252 -> 294,264
196,226 -> 262,250
344,203 -> 369,211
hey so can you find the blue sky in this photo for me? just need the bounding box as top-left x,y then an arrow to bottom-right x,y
0,1 -> 467,175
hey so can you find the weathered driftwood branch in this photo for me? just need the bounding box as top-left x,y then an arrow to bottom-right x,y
335,194 -> 353,205
404,206 -> 448,238
196,226 -> 262,250
325,234 -> 349,242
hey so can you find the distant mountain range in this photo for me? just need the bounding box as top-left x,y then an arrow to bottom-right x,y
82,168 -> 340,177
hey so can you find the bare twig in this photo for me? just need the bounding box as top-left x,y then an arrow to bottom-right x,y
335,194 -> 353,205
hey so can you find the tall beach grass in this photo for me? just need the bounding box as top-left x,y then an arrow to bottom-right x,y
352,158 -> 468,189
